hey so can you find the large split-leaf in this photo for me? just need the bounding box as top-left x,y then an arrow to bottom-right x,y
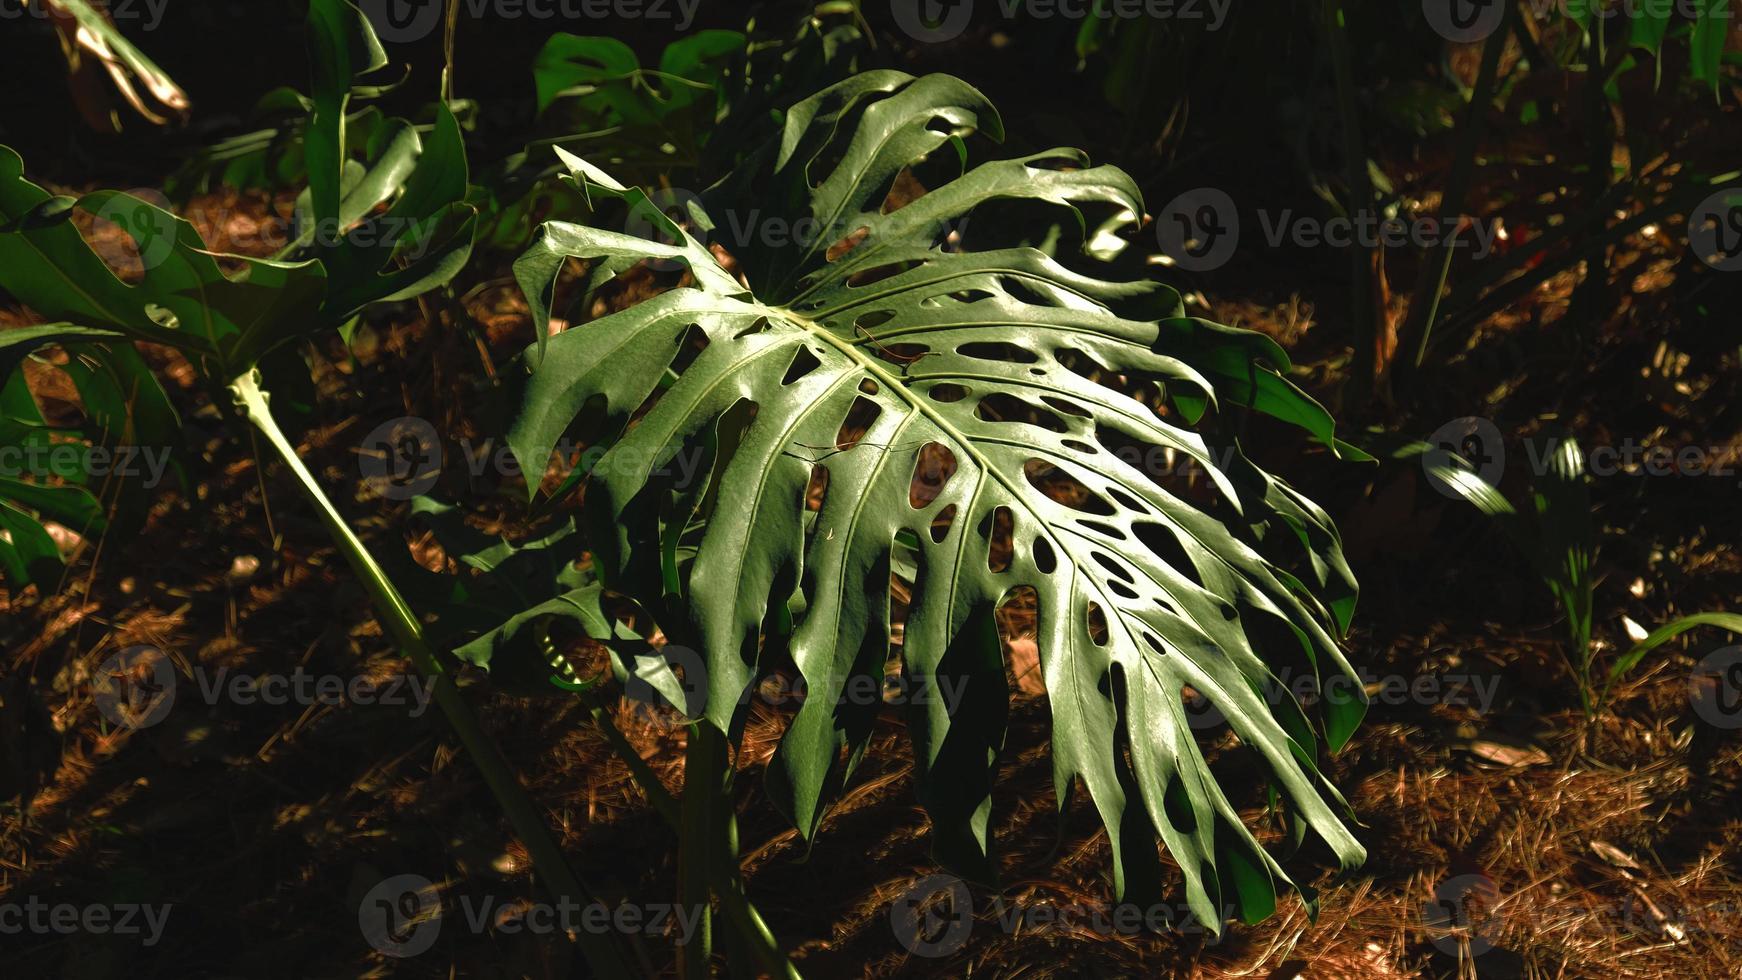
511,72 -> 1365,928
0,147 -> 327,379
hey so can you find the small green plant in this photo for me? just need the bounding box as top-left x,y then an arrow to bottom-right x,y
495,70 -> 1372,965
1428,435 -> 1742,719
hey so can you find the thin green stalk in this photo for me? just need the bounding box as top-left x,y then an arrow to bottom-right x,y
1321,0 -> 1376,407
1393,1 -> 1512,389
586,704 -> 800,978
677,721 -> 722,980
227,369 -> 633,980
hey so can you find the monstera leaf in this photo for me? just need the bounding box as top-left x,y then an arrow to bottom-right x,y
0,324 -> 182,590
511,72 -> 1366,928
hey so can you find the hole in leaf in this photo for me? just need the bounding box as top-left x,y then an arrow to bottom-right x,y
977,394 -> 1066,433
998,275 -> 1054,307
958,341 -> 1039,364
881,166 -> 929,214
1042,396 -> 1090,418
848,260 -> 923,287
872,342 -> 930,368
909,442 -> 958,509
1023,459 -> 1115,514
1128,525 -> 1198,588
668,322 -> 710,376
1078,519 -> 1125,539
1105,485 -> 1150,514
997,585 -> 1042,694
928,383 -> 969,403
826,226 -> 871,262
732,315 -> 771,339
860,378 -> 880,396
855,309 -> 896,330
987,505 -> 1014,572
782,346 -> 822,386
1094,430 -> 1227,514
1033,536 -> 1057,573
1107,580 -> 1139,600
835,396 -> 882,451
1091,551 -> 1134,583
806,464 -> 830,514
1086,601 -> 1109,645
930,503 -> 958,543
1062,439 -> 1097,455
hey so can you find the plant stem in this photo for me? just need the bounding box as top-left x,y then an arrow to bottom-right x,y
1392,2 -> 1512,390
227,369 -> 633,980
1321,0 -> 1376,407
677,721 -> 723,980
587,704 -> 800,978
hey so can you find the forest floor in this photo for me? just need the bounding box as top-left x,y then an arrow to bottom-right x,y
5,38 -> 1742,980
